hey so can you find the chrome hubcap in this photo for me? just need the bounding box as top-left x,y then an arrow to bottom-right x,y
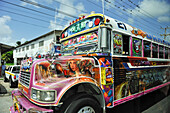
77,106 -> 95,113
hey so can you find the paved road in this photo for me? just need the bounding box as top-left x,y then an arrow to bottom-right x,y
0,77 -> 169,113
0,77 -> 15,113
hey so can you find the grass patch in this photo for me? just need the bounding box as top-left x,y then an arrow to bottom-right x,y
6,63 -> 14,66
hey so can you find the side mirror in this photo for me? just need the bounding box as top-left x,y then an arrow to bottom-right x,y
101,27 -> 107,48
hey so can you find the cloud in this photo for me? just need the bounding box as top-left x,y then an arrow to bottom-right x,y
133,0 -> 169,16
0,16 -> 28,46
0,16 -> 12,36
20,0 -> 40,8
21,38 -> 27,44
128,18 -> 134,24
49,0 -> 86,30
158,16 -> 170,22
131,0 -> 170,22
0,16 -> 14,45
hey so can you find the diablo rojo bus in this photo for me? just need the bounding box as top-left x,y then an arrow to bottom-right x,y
10,13 -> 170,113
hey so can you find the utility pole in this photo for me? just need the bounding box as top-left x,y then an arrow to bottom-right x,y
160,27 -> 170,40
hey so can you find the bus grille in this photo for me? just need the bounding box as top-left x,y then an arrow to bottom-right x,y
20,71 -> 31,87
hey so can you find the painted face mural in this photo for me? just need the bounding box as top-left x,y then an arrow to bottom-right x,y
34,58 -> 96,84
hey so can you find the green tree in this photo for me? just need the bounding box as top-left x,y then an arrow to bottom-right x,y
2,51 -> 13,63
16,41 -> 21,46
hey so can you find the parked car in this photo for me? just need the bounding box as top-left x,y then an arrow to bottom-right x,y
4,65 -> 20,88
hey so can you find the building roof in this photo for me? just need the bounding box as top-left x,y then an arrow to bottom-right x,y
0,43 -> 14,54
15,30 -> 62,49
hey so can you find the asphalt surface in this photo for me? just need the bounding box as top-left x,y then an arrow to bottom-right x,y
0,76 -> 169,113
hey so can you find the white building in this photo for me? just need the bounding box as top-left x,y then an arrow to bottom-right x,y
13,30 -> 61,65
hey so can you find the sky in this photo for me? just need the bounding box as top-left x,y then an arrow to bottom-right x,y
0,0 -> 170,46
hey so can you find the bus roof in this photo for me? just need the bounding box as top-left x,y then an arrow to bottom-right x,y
61,13 -> 169,46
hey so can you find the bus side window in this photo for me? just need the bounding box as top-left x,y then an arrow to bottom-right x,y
159,45 -> 164,58
132,37 -> 142,57
122,35 -> 130,55
152,43 -> 158,58
113,33 -> 123,55
144,41 -> 151,57
165,47 -> 168,59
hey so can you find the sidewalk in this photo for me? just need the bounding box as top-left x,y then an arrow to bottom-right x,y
0,76 -> 15,96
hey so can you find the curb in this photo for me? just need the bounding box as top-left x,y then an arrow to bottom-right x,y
0,92 -> 12,97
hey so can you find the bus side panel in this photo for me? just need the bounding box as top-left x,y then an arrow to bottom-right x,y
97,56 -> 114,107
113,57 -> 170,106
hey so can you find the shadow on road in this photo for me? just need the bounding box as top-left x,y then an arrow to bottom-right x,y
0,84 -> 7,94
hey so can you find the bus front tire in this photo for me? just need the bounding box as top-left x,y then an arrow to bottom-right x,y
59,93 -> 102,113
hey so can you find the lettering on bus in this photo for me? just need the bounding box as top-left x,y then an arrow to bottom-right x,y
115,20 -> 127,30
70,20 -> 87,33
62,16 -> 103,38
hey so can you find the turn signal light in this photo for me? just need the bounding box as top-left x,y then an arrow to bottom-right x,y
94,18 -> 100,26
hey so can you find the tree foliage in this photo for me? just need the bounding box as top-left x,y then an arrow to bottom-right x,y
1,51 -> 13,63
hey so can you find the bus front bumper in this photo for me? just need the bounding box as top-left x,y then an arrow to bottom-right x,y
10,89 -> 53,113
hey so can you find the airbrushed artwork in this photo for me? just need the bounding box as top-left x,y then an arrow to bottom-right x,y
114,58 -> 169,101
34,58 -> 96,84
132,37 -> 142,56
113,33 -> 122,54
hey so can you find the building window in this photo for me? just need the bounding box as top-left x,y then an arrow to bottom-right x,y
22,47 -> 25,51
144,41 -> 151,57
159,45 -> 164,58
26,46 -> 29,50
31,44 -> 34,49
16,49 -> 18,53
39,40 -> 44,47
19,48 -> 21,52
152,43 -> 158,58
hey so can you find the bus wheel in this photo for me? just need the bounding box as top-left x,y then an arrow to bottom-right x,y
59,93 -> 102,113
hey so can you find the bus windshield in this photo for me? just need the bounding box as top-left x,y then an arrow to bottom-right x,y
61,31 -> 98,54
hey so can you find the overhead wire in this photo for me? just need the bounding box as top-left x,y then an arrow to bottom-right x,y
126,0 -> 170,26
20,0 -> 78,19
0,8 -> 65,27
0,0 -> 69,22
109,0 -> 161,34
0,4 -> 54,21
10,18 -> 48,28
52,0 -> 88,14
87,0 -> 160,35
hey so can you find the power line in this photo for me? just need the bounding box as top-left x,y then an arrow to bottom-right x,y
10,18 -> 48,28
0,0 -> 69,22
102,0 -> 161,35
0,4 -> 53,20
20,0 -> 78,19
52,0 -> 88,14
110,0 -> 160,33
0,8 -> 50,24
126,0 -> 168,27
87,0 -> 148,32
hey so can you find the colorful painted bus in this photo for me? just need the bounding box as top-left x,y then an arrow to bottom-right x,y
10,13 -> 170,113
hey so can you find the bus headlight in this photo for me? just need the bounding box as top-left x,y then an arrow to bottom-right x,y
40,91 -> 55,101
31,88 -> 55,102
